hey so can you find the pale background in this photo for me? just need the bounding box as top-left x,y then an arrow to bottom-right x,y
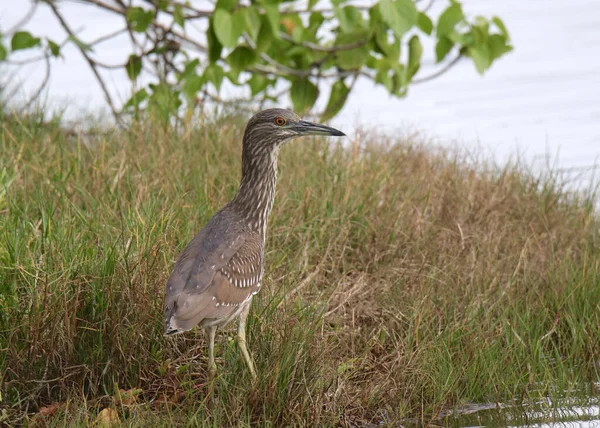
1,0 -> 599,187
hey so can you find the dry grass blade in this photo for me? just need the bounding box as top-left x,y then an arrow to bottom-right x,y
0,113 -> 599,426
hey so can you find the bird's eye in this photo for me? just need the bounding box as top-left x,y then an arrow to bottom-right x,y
274,117 -> 286,126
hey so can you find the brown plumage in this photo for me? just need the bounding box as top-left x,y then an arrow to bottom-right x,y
164,108 -> 345,379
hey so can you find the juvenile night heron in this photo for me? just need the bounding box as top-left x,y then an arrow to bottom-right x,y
164,108 -> 345,379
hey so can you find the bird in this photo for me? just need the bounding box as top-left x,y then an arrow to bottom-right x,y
164,108 -> 345,380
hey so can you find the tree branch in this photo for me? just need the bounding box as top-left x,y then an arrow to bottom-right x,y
280,5 -> 372,15
412,53 -> 463,84
140,0 -> 212,19
251,62 -> 372,80
23,55 -> 52,111
47,0 -> 123,125
279,33 -> 368,53
4,0 -> 38,35
418,0 -> 437,13
87,27 -> 129,46
77,0 -> 207,52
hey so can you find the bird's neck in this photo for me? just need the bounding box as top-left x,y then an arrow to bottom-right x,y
230,145 -> 279,235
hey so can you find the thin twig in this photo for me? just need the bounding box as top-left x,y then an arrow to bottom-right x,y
80,0 -> 207,52
47,0 -> 124,126
280,5 -> 371,15
87,27 -> 129,46
413,53 -> 463,84
6,55 -> 50,66
4,0 -> 38,35
251,63 -> 372,80
419,0 -> 437,13
280,33 -> 368,53
23,55 -> 52,110
141,0 -> 212,19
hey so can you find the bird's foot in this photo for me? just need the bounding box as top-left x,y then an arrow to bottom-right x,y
237,334 -> 257,382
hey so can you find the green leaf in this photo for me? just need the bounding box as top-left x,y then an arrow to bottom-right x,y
180,58 -> 200,81
471,21 -> 489,46
286,45 -> 308,59
322,80 -> 350,121
213,10 -> 242,48
157,0 -> 169,11
488,34 -> 512,60
375,69 -> 392,91
373,30 -> 400,61
366,55 -> 378,69
126,7 -> 155,32
417,12 -> 433,35
215,0 -> 238,12
492,16 -> 510,41
125,54 -> 142,80
247,74 -> 271,96
173,5 -> 185,28
207,21 -> 223,62
256,16 -> 273,52
124,88 -> 148,109
369,4 -> 383,26
225,70 -> 242,85
148,82 -> 181,124
244,6 -> 262,41
405,35 -> 422,82
203,64 -> 224,90
11,31 -> 41,51
370,6 -> 400,60
337,45 -> 369,70
334,6 -> 364,34
448,30 -> 472,45
379,0 -> 417,38
306,12 -> 325,39
290,79 -> 319,114
68,35 -> 93,52
288,48 -> 313,70
373,28 -> 390,56
335,33 -> 370,69
231,9 -> 250,40
227,46 -> 257,73
280,15 -> 303,40
437,3 -> 463,37
262,4 -> 280,39
0,43 -> 7,61
391,65 -> 406,95
308,0 -> 319,10
435,36 -> 454,63
47,39 -> 60,57
468,44 -> 491,74
182,74 -> 204,99
473,16 -> 490,38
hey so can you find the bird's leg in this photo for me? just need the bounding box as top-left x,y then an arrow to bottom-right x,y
237,303 -> 257,380
206,326 -> 218,380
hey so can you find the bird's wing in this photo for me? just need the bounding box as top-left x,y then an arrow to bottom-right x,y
164,213 -> 263,333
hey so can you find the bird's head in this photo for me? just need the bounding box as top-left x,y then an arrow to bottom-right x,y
243,108 -> 345,149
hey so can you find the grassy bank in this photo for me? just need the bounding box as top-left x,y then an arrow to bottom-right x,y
1,113 -> 599,426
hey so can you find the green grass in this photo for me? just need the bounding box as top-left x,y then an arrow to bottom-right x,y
1,112 -> 599,426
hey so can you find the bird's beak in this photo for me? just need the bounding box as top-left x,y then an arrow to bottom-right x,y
292,120 -> 345,137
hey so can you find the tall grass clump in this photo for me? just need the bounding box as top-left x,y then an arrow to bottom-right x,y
1,113 -> 599,426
